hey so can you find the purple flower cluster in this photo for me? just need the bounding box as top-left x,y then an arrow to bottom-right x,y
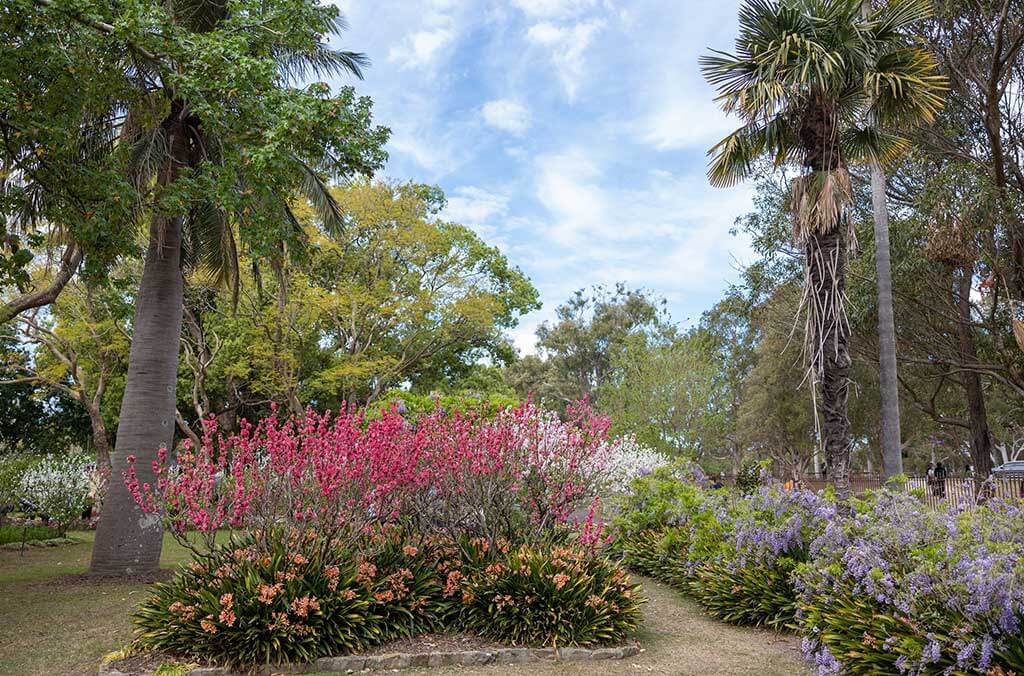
729,486 -> 834,567
797,490 -> 1024,674
801,637 -> 842,676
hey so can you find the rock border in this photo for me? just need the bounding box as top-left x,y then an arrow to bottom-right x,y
0,536 -> 77,551
101,644 -> 641,675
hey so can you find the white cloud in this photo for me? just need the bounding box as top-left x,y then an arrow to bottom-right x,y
534,149 -> 608,246
637,95 -> 738,151
530,146 -> 756,300
512,0 -> 596,18
510,319 -> 544,356
388,28 -> 454,68
526,19 -> 605,100
445,186 -> 510,224
481,99 -> 532,134
388,129 -> 456,174
331,0 -> 757,341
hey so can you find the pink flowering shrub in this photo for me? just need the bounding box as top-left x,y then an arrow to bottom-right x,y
125,399 -> 613,555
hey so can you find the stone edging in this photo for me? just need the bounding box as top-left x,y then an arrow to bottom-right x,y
101,644 -> 641,675
0,536 -> 77,551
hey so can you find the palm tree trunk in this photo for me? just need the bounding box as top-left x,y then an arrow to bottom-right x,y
807,225 -> 852,500
858,0 -> 903,481
89,115 -> 187,576
870,165 -> 903,479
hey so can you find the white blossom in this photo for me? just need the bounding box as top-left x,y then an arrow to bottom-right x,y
594,435 -> 671,493
19,452 -> 94,533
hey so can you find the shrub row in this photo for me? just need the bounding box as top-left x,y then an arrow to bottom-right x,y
612,464 -> 1024,675
609,463 -> 818,630
134,527 -> 645,668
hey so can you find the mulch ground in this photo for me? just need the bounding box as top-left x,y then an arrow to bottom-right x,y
29,569 -> 176,590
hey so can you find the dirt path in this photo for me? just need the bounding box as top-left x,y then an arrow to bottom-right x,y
402,577 -> 808,676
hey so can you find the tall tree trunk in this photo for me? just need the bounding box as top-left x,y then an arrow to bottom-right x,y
89,113 -> 188,576
859,0 -> 903,480
954,265 -> 994,479
86,405 -> 111,474
870,165 -> 903,479
808,225 -> 852,500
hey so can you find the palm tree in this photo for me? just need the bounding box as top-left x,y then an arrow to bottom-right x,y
861,0 -> 902,482
702,0 -> 945,498
11,0 -> 385,575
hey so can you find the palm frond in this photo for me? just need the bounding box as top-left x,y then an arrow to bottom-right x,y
866,47 -> 947,126
125,126 -> 169,192
79,108 -> 121,164
867,0 -> 933,40
183,201 -> 238,301
277,44 -> 368,84
789,168 -> 853,242
841,126 -> 910,165
294,157 -> 347,236
707,114 -> 797,187
171,0 -> 228,33
275,12 -> 367,83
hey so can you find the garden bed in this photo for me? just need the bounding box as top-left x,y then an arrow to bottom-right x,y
101,640 -> 642,675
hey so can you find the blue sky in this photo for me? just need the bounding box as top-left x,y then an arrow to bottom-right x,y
330,0 -> 755,354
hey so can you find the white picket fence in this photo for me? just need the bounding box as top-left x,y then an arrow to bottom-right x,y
905,475 -> 1024,510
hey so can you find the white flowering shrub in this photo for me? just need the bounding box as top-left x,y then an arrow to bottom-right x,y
596,435 -> 671,493
19,452 -> 94,534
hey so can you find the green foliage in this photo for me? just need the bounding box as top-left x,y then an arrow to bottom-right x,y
0,337 -> 92,452
373,389 -> 519,419
598,331 -> 728,457
611,462 -> 710,535
17,453 -> 94,534
359,530 -> 447,640
616,527 -> 799,629
734,459 -> 769,494
688,558 -> 797,629
135,528 -> 644,667
299,180 -> 538,405
507,285 -> 672,411
134,530 -> 386,667
460,545 -> 645,647
0,524 -> 61,545
611,467 -> 829,630
172,180 -> 538,425
0,454 -> 36,514
795,576 -> 946,674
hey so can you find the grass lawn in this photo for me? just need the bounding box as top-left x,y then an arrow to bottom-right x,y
0,531 -> 194,676
0,533 -> 808,676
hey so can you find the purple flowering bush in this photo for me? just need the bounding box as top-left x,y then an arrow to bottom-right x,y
615,468 -> 1024,675
796,491 -> 1024,675
612,464 -> 834,628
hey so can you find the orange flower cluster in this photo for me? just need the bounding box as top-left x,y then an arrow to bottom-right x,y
355,560 -> 377,584
258,582 -> 284,604
443,570 -> 465,597
324,564 -> 341,591
289,595 -> 321,618
168,600 -> 198,622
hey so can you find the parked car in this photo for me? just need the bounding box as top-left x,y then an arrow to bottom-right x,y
992,461 -> 1024,476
